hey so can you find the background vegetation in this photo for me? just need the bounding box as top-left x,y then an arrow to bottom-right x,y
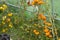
0,0 -> 60,40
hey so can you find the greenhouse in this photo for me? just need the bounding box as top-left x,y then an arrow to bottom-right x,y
0,0 -> 60,40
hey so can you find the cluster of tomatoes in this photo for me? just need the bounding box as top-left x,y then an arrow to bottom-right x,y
27,0 -> 44,6
2,12 -> 13,33
44,27 -> 52,38
38,13 -> 53,38
32,0 -> 44,5
0,4 -> 7,12
0,4 -> 13,33
38,14 -> 46,20
33,29 -> 40,35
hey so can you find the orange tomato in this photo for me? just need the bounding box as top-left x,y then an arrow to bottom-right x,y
39,14 -> 43,17
44,28 -> 49,33
38,14 -> 46,20
34,0 -> 39,3
38,1 -> 44,5
33,29 -> 37,33
45,32 -> 50,36
47,23 -> 52,26
38,14 -> 42,19
48,35 -> 52,38
42,16 -> 46,20
35,32 -> 40,35
32,1 -> 35,5
45,22 -> 52,26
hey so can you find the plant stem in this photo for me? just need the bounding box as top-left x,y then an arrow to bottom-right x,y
50,0 -> 57,40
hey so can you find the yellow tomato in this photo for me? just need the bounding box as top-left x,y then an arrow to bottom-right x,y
6,18 -> 11,22
0,7 -> 4,11
9,24 -> 13,28
2,16 -> 7,20
8,13 -> 13,17
3,4 -> 7,9
58,38 -> 60,40
34,23 -> 37,26
2,29 -> 6,32
5,28 -> 8,30
2,21 -> 5,24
